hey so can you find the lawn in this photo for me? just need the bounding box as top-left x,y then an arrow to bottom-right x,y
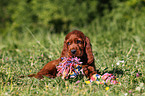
0,19 -> 145,95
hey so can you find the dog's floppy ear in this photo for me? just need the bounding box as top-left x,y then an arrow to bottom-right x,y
85,36 -> 94,64
61,41 -> 68,57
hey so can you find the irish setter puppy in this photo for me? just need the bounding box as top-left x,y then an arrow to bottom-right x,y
28,30 -> 97,79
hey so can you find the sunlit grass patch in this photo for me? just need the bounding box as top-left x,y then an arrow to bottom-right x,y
0,20 -> 145,95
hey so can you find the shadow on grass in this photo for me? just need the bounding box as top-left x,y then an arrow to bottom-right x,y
102,67 -> 124,75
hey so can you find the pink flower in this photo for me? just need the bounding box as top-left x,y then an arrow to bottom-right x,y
128,90 -> 132,93
75,80 -> 80,84
136,73 -> 139,77
6,57 -> 9,61
2,58 -> 4,62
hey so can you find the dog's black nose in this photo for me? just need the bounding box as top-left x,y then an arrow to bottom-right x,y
71,49 -> 76,54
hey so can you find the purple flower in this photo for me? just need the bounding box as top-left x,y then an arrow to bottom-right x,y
129,90 -> 132,93
136,73 -> 139,77
75,80 -> 80,84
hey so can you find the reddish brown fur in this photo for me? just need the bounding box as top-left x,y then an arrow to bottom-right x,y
28,30 -> 97,79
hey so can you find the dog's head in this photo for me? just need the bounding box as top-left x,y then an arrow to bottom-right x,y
61,30 -> 94,64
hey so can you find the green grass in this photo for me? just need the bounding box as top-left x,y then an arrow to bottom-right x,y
0,18 -> 145,95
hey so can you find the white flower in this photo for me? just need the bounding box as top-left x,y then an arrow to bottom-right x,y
120,60 -> 125,63
116,62 -> 120,65
116,60 -> 125,65
5,93 -> 8,95
124,93 -> 128,96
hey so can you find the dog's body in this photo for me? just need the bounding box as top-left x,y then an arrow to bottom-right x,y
28,30 -> 97,79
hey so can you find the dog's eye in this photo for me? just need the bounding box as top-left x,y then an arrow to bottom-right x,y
77,40 -> 81,44
67,42 -> 71,45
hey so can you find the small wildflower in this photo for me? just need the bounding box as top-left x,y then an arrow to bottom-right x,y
6,57 -> 9,61
105,87 -> 109,91
136,65 -> 138,67
46,85 -> 48,88
96,81 -> 100,85
136,73 -> 139,77
100,82 -> 104,84
75,80 -> 80,84
41,54 -> 43,57
116,78 -> 119,80
5,92 -> 8,95
29,70 -> 31,72
7,82 -> 10,85
66,87 -> 68,89
124,93 -> 128,96
135,87 -> 141,91
85,80 -> 91,84
2,58 -> 4,62
30,56 -> 32,59
128,90 -> 132,93
116,62 -> 120,65
116,60 -> 124,65
31,62 -> 33,66
16,92 -> 19,95
120,60 -> 124,63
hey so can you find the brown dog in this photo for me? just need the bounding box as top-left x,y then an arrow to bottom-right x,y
28,30 -> 97,79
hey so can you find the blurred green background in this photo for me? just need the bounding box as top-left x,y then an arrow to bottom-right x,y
0,0 -> 145,49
